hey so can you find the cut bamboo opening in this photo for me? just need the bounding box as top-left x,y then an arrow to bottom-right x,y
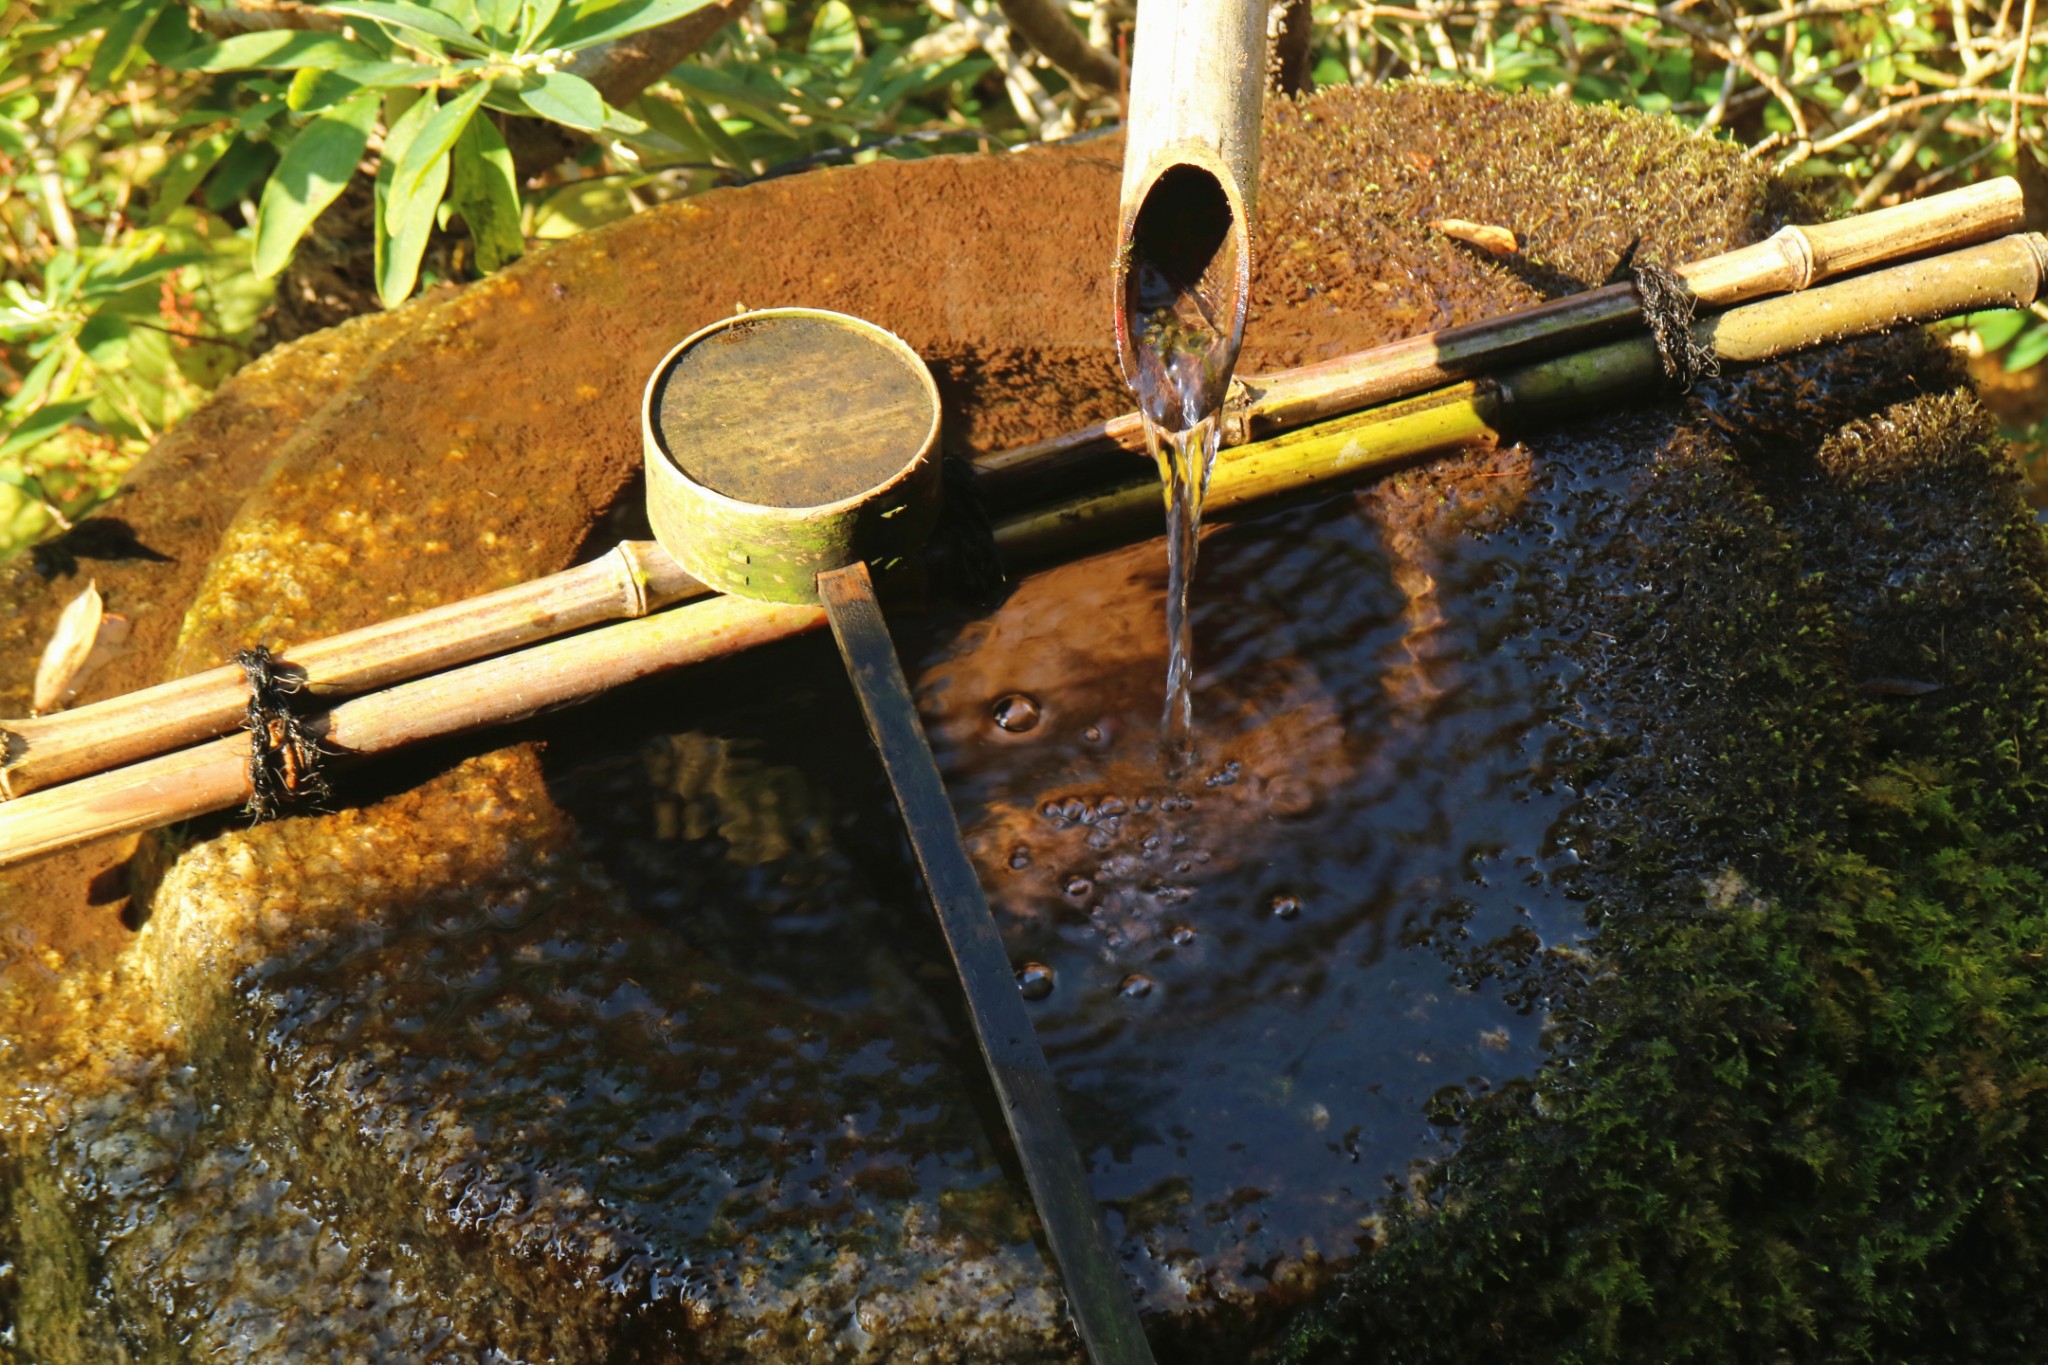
1,226 -> 2039,866
1111,0 -> 1268,423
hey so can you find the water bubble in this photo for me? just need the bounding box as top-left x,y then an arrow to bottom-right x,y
1063,875 -> 1094,900
1097,796 -> 1128,818
1170,925 -> 1197,947
1269,893 -> 1302,920
1118,973 -> 1155,999
1008,848 -> 1032,870
1017,962 -> 1056,1001
1082,724 -> 1107,746
1060,799 -> 1087,823
991,693 -> 1042,733
1135,796 -> 1155,814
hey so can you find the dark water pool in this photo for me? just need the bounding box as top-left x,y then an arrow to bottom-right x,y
543,430 -> 1624,1316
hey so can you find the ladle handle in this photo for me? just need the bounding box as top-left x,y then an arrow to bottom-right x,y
817,562 -> 1157,1365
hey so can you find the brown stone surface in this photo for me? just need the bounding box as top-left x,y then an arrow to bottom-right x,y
0,87 -> 1812,1363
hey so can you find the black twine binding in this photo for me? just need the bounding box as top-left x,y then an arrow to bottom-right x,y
234,646 -> 327,821
1633,261 -> 1720,392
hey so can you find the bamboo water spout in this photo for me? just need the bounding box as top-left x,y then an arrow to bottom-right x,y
1111,0 -> 1269,423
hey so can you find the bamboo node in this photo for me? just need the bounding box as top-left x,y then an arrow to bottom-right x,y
613,542 -> 652,619
1772,224 -> 1819,291
2021,232 -> 2048,288
234,647 -> 328,822
1633,262 -> 1720,391
0,727 -> 21,801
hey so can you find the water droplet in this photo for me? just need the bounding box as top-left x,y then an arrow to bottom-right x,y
1119,973 -> 1155,998
1063,875 -> 1094,900
1135,796 -> 1155,813
1017,962 -> 1055,1001
1060,798 -> 1087,823
1098,796 -> 1129,817
1008,847 -> 1032,870
1171,925 -> 1197,947
1082,724 -> 1107,745
991,693 -> 1042,733
1269,893 -> 1301,920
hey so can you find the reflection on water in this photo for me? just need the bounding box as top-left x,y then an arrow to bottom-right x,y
542,431 -> 1612,1321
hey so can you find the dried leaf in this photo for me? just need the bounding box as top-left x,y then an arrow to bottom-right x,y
32,581 -> 128,715
1432,218 -> 1519,256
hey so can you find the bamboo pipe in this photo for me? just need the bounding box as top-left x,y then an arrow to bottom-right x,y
996,176 -> 2028,490
995,231 -> 2048,558
0,540 -> 703,799
0,230 -> 2039,870
1,182 -> 2022,799
1111,0 -> 1269,424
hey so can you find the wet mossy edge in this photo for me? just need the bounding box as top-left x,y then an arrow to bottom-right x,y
1284,331 -> 2048,1363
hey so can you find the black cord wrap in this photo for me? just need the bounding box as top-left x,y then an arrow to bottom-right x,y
234,646 -> 327,821
1633,261 -> 1720,391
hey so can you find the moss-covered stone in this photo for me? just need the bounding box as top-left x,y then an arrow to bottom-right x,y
1284,337 -> 2048,1363
4,82 -> 2040,1364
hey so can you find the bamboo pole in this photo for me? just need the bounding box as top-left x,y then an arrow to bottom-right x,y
8,225 -> 2039,839
0,540 -> 704,799
4,182 -> 2023,800
0,592 -> 822,866
994,231 -> 2048,560
983,176 -> 2028,493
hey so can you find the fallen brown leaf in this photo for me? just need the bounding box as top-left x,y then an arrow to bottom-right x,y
1432,218 -> 1519,256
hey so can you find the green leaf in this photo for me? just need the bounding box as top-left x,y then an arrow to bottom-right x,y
516,70 -> 606,130
201,134 -> 276,210
520,0 -> 567,47
149,129 -> 234,224
2005,322 -> 2048,373
1966,309 -> 2029,352
87,0 -> 169,88
5,351 -> 67,419
808,0 -> 859,68
677,93 -> 752,171
448,113 -> 524,272
665,67 -> 798,136
551,0 -> 718,52
82,251 -> 207,298
140,0 -> 205,64
0,402 -> 93,464
168,29 -> 386,70
321,1 -> 488,50
254,91 -> 379,279
374,93 -> 450,307
388,79 -> 487,218
475,0 -> 522,38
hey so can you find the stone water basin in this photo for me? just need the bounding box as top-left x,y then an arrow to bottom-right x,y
10,84 -> 2032,1362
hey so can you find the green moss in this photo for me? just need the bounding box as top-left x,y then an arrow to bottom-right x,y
1285,334 -> 2048,1362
